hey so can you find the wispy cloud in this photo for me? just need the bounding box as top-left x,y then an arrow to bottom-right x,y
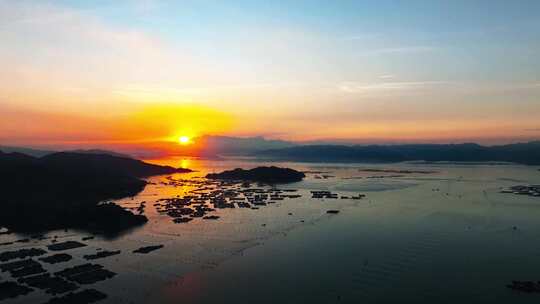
340,33 -> 382,41
0,1 -> 220,109
359,46 -> 438,56
338,81 -> 449,93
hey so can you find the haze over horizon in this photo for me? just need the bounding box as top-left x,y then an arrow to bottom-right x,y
1,0 -> 540,153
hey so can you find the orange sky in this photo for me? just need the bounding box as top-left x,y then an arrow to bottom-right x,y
1,102 -> 538,152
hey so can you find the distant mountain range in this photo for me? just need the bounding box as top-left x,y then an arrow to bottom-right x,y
254,141 -> 540,165
0,146 -> 132,158
3,139 -> 540,165
0,145 -> 55,157
0,137 -> 294,159
199,135 -> 296,155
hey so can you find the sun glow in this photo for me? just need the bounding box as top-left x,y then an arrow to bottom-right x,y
121,104 -> 233,146
178,136 -> 191,145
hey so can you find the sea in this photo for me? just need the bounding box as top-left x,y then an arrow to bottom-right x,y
2,157 -> 540,303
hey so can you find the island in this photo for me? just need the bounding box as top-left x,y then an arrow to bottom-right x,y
0,151 -> 192,234
206,166 -> 305,183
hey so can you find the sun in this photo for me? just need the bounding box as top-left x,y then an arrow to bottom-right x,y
178,136 -> 191,145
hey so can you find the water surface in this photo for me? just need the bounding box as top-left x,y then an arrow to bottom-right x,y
2,159 -> 540,303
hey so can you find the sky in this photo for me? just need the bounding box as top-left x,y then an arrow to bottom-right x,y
1,0 -> 540,151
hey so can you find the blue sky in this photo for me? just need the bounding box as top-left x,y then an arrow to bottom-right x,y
33,0 -> 540,86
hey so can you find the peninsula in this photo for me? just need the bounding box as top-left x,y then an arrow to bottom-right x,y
0,151 -> 192,233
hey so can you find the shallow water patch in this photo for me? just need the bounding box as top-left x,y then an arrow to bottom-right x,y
334,181 -> 418,192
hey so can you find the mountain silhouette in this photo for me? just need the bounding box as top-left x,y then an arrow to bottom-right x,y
254,141 -> 540,165
0,151 -> 191,234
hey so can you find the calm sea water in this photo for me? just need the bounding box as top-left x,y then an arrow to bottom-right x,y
2,158 -> 540,303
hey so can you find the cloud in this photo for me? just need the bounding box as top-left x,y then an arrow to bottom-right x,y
0,1 -> 219,111
359,46 -> 437,56
340,33 -> 382,41
338,81 -> 449,93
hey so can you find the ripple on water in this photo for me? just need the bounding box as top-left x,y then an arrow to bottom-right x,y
334,181 -> 419,192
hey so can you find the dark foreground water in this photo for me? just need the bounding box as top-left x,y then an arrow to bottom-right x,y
2,159 -> 540,303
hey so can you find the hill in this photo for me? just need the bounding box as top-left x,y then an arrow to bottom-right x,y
0,146 -> 134,158
0,151 -> 192,233
0,145 -> 55,157
207,166 -> 305,183
68,149 -> 133,158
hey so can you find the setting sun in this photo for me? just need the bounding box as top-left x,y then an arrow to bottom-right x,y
178,136 -> 191,145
